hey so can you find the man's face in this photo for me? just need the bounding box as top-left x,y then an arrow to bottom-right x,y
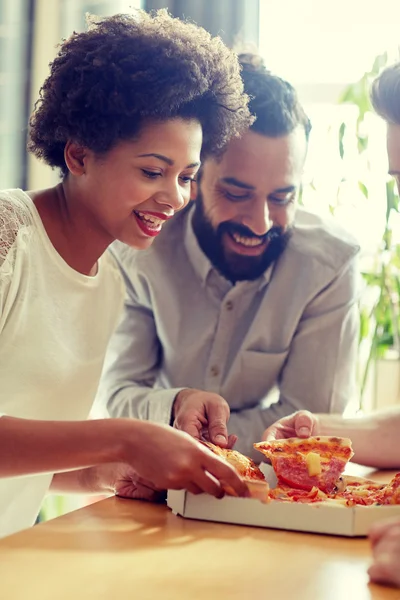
192,127 -> 308,282
387,122 -> 400,194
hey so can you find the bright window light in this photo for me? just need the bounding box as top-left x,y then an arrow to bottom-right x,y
259,0 -> 400,87
259,0 -> 400,252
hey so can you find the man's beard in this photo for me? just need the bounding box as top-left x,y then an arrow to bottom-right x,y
192,194 -> 291,283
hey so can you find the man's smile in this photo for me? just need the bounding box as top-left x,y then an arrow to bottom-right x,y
224,230 -> 268,256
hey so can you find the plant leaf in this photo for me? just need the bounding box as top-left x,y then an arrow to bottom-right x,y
358,181 -> 369,199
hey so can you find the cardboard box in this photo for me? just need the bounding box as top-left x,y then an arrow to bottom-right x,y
167,465 -> 400,537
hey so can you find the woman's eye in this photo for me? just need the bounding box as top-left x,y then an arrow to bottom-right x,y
142,169 -> 161,179
179,176 -> 195,184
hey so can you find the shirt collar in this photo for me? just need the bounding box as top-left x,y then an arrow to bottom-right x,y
184,204 -> 275,290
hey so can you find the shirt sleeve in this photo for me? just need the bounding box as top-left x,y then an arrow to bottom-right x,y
228,253 -> 361,461
0,196 -> 21,322
96,248 -> 183,425
0,195 -> 26,418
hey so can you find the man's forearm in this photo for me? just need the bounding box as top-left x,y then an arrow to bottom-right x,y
51,468 -> 98,494
318,408 -> 400,468
106,385 -> 183,425
0,416 -> 137,478
51,465 -> 114,495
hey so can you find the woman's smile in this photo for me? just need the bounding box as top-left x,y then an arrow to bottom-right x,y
132,210 -> 173,237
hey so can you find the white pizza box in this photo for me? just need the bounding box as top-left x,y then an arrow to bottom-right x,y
167,464 -> 400,537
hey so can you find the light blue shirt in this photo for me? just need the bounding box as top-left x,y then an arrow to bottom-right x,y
98,204 -> 360,460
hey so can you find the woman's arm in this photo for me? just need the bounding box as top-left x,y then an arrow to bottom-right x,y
0,415 -> 249,497
0,416 -> 125,477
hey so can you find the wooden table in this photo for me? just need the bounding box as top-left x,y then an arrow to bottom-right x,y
0,469 -> 399,600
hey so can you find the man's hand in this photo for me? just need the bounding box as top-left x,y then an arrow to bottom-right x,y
262,410 -> 320,441
172,388 -> 234,448
368,518 -> 400,588
92,462 -> 165,502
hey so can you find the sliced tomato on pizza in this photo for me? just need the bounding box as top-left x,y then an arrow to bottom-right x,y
254,436 -> 354,494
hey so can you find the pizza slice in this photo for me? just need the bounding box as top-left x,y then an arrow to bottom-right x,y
329,473 -> 400,506
379,473 -> 400,504
254,436 -> 354,494
202,441 -> 269,501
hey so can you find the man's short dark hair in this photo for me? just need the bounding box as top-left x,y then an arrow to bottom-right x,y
28,10 -> 253,176
371,63 -> 400,125
238,53 -> 311,140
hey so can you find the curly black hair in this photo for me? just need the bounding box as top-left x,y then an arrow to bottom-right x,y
28,10 -> 253,176
238,53 -> 311,140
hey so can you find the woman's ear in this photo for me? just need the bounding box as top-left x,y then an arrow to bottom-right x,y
64,141 -> 89,176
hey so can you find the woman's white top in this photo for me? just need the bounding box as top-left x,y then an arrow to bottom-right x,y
0,189 -> 124,537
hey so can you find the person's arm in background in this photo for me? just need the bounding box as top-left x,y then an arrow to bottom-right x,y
225,256 -> 360,458
263,407 -> 400,469
50,463 -> 167,502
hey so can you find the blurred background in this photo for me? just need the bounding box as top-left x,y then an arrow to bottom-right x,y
2,0 -> 400,516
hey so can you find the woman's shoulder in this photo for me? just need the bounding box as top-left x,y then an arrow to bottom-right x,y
0,189 -> 36,229
0,189 -> 36,268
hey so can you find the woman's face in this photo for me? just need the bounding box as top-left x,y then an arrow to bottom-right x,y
70,118 -> 202,249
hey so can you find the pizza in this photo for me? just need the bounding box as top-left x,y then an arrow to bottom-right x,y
253,437 -> 400,506
202,438 -> 400,507
202,441 -> 269,501
254,436 -> 354,493
202,441 -> 265,481
267,473 -> 400,507
333,473 -> 400,506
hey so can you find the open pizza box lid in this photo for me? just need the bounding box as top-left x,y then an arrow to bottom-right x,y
167,464 -> 400,537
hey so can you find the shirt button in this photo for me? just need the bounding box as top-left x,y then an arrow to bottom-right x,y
225,300 -> 234,311
210,365 -> 220,377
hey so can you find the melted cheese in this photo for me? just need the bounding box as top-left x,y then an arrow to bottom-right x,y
306,452 -> 322,476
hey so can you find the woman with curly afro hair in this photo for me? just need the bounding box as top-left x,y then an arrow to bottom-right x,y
0,10 -> 251,538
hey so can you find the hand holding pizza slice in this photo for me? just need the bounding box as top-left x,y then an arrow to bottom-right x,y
254,436 -> 354,494
202,441 -> 269,501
